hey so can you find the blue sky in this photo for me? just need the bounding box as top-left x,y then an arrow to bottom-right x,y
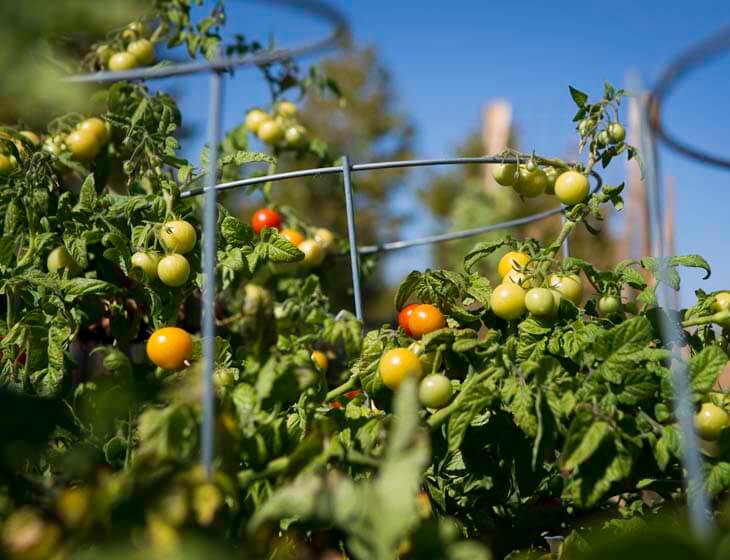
167,1 -> 730,307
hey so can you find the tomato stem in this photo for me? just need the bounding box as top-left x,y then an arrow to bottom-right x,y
325,375 -> 358,402
682,312 -> 730,328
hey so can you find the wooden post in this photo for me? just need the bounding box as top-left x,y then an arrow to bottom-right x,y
482,100 -> 512,193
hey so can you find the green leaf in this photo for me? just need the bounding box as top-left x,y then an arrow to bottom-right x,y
447,383 -> 492,452
220,216 -> 254,246
562,421 -> 611,470
688,345 -> 728,394
463,239 -> 506,273
394,270 -> 422,311
569,85 -> 589,107
707,462 -> 730,497
75,174 -> 98,212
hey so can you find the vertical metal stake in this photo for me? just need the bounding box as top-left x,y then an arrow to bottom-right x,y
201,66 -> 224,479
341,156 -> 363,322
561,213 -> 570,259
634,77 -> 712,541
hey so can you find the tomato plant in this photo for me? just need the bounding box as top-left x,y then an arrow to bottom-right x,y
2,11 -> 729,560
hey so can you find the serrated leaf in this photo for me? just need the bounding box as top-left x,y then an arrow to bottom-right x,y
562,421 -> 610,470
689,345 -> 728,394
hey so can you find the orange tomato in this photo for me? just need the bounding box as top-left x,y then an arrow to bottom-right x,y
407,304 -> 446,339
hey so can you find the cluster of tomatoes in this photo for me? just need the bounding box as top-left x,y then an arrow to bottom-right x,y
131,220 -> 197,287
695,401 -> 730,458
492,163 -> 591,206
96,22 -> 155,72
44,117 -> 110,163
377,304 -> 453,409
251,207 -> 335,269
0,130 -> 40,174
245,101 -> 307,150
579,119 -> 626,147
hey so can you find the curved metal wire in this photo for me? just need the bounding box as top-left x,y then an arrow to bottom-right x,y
65,0 -> 349,84
181,157 -> 602,256
649,23 -> 730,169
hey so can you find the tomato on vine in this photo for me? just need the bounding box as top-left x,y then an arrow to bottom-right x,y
608,123 -> 626,143
419,374 -> 452,409
47,246 -> 80,276
498,251 -> 530,280
398,303 -> 419,336
157,254 -> 190,287
108,51 -> 139,71
525,288 -> 555,317
161,220 -> 197,254
275,100 -> 298,117
257,119 -> 284,144
514,166 -> 548,197
492,163 -> 518,186
0,154 -> 16,174
407,304 -> 446,339
285,126 -> 306,147
555,171 -> 589,206
311,351 -> 328,371
298,240 -> 325,267
598,295 -> 622,315
490,283 -> 526,320
548,273 -> 583,305
695,402 -> 730,441
378,348 -> 423,390
544,166 -> 558,195
314,228 -> 335,252
280,229 -> 304,247
66,130 -> 100,161
245,109 -> 269,133
127,39 -> 154,65
146,327 -> 193,371
131,251 -> 161,282
251,208 -> 282,234
78,118 -> 109,144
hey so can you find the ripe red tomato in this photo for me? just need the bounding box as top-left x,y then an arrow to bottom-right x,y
251,208 -> 282,234
398,303 -> 419,335
408,304 -> 446,339
378,348 -> 423,390
146,327 -> 193,370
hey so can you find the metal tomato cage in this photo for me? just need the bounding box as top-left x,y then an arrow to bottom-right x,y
66,0 -> 717,540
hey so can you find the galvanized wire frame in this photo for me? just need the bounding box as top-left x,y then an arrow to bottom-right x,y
62,1 -> 716,535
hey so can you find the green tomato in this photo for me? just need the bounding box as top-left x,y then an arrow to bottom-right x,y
514,166 -> 548,197
131,251 -> 160,282
492,163 -> 519,186
554,171 -> 589,205
257,119 -> 284,144
695,402 -> 730,441
548,273 -> 583,305
275,100 -> 298,117
160,220 -> 197,254
597,130 -> 610,147
157,254 -> 190,287
608,123 -> 626,143
490,282 -> 526,320
525,288 -> 555,317
78,118 -> 109,144
127,39 -> 154,65
108,51 -> 139,71
598,295 -> 622,315
578,119 -> 595,136
419,374 -> 453,409
66,130 -> 101,161
298,239 -> 325,267
47,246 -> 80,276
284,125 -> 306,147
245,109 -> 269,133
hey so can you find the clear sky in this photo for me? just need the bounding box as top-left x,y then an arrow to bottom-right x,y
167,0 -> 730,307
